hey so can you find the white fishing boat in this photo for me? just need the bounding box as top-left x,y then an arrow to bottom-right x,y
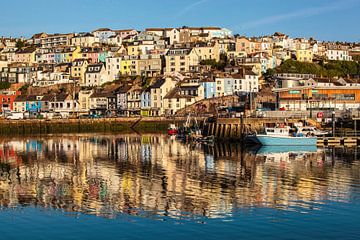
255,126 -> 317,146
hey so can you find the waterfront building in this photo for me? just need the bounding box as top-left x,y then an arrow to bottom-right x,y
78,89 -> 94,114
89,91 -> 116,116
163,81 -> 204,115
13,94 -> 28,112
149,77 -> 176,116
126,85 -> 143,115
0,90 -> 21,113
140,88 -> 151,116
115,85 -> 132,116
275,77 -> 360,111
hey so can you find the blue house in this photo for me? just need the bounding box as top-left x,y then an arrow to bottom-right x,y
200,79 -> 216,99
140,88 -> 151,116
54,52 -> 62,63
26,95 -> 43,117
223,78 -> 235,96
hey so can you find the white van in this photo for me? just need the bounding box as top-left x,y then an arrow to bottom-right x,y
6,112 -> 24,120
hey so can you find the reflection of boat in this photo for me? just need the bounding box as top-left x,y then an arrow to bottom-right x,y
256,145 -> 318,163
195,135 -> 215,144
168,124 -> 178,136
255,126 -> 317,146
257,145 -> 318,155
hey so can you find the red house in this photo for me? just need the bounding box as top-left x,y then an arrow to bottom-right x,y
0,90 -> 21,113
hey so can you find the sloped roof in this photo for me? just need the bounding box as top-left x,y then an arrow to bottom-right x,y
150,79 -> 165,89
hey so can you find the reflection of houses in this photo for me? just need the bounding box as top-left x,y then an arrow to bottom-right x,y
0,135 -> 356,219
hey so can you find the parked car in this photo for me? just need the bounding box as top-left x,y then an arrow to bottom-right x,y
79,114 -> 91,119
6,112 -> 24,120
89,114 -> 102,119
51,113 -> 62,119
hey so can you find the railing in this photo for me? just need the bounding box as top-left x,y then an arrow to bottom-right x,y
335,131 -> 360,137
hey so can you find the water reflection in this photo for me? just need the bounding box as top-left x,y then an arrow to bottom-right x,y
0,134 -> 359,219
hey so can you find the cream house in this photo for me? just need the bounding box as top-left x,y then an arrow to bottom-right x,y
165,48 -> 200,73
149,77 -> 176,116
192,41 -> 220,62
163,82 -> 205,115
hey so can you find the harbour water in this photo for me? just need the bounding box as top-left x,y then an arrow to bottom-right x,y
0,134 -> 359,240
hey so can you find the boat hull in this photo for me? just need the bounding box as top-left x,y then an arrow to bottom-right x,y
168,129 -> 178,136
256,135 -> 317,146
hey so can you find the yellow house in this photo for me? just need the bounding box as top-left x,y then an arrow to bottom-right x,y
127,44 -> 141,56
296,49 -> 313,62
71,59 -> 89,84
120,56 -> 139,76
78,89 -> 94,113
70,46 -> 82,61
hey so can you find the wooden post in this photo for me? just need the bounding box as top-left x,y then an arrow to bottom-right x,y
240,112 -> 244,144
332,111 -> 336,137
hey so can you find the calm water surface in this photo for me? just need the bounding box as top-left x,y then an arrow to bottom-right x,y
0,134 -> 359,240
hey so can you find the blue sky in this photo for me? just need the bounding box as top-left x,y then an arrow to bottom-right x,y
1,0 -> 359,42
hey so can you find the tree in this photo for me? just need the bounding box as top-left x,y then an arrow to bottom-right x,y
277,59 -> 360,77
15,40 -> 25,50
0,82 -> 11,90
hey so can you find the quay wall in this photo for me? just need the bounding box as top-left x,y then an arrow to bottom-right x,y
0,117 -> 192,135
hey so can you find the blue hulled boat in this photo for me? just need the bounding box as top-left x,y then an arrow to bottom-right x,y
255,126 -> 317,146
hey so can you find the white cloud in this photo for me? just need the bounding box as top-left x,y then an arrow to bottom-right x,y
174,0 -> 210,19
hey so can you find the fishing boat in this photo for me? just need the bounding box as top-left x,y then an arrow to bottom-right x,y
167,124 -> 178,136
177,114 -> 215,143
255,126 -> 317,146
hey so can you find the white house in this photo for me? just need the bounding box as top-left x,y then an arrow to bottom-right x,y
326,46 -> 352,61
84,63 -> 109,87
